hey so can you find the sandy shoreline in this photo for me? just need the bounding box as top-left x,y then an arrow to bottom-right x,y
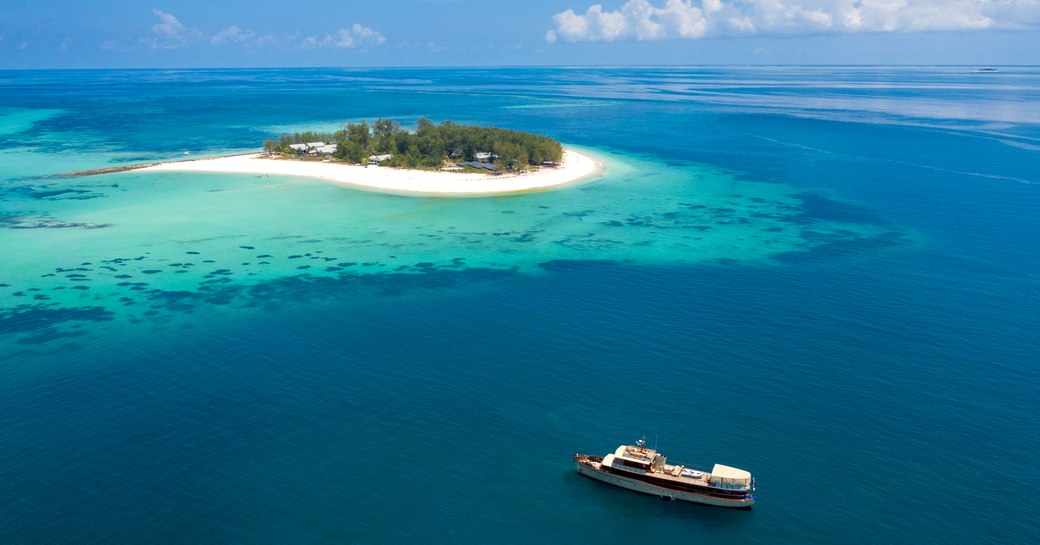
139,148 -> 602,196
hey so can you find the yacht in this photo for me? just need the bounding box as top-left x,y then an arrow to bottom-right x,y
574,438 -> 756,508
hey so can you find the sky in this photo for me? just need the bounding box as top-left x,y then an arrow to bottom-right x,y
0,0 -> 1038,68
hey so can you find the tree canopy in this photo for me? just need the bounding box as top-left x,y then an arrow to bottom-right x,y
265,118 -> 563,171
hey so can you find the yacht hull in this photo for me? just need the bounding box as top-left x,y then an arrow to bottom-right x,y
574,458 -> 755,508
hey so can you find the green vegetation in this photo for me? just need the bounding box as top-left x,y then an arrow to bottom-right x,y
263,118 -> 563,171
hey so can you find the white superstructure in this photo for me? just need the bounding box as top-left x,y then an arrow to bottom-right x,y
573,438 -> 756,508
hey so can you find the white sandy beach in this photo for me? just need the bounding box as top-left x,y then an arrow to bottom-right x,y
141,148 -> 601,196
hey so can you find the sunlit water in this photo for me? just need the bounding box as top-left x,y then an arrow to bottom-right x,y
1,67 -> 1037,545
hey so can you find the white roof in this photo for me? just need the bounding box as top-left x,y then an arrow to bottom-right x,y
614,444 -> 654,464
710,464 -> 751,485
368,154 -> 393,161
316,145 -> 337,154
306,141 -> 325,147
289,143 -> 308,151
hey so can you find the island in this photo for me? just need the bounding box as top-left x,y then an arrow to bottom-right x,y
266,118 -> 562,171
144,118 -> 602,197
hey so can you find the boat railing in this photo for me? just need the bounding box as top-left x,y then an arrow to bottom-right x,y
677,463 -> 753,491
647,478 -> 754,501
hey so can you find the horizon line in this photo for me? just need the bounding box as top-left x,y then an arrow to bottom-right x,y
2,63 -> 1036,72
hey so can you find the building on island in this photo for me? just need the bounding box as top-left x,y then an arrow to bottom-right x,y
288,142 -> 337,156
368,154 -> 393,165
458,161 -> 498,172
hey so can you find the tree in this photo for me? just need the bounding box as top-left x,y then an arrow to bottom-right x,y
494,141 -> 527,171
373,118 -> 400,138
373,118 -> 401,153
269,118 -> 562,171
337,141 -> 365,164
346,121 -> 371,153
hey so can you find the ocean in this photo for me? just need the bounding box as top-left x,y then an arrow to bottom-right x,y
1,66 -> 1037,544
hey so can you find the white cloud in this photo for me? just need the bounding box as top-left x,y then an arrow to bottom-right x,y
140,10 -> 385,53
546,0 -> 1040,42
211,25 -> 255,46
300,23 -> 386,50
255,34 -> 279,48
149,9 -> 202,49
151,9 -> 183,38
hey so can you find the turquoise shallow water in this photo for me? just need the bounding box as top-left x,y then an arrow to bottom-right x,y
1,67 -> 1038,544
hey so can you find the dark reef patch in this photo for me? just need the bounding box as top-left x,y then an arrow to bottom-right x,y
538,259 -> 624,272
771,230 -> 905,263
784,192 -> 887,226
0,304 -> 114,337
2,214 -> 111,230
12,186 -> 104,201
1,257 -> 527,344
127,265 -> 521,316
145,290 -> 199,313
553,236 -> 624,251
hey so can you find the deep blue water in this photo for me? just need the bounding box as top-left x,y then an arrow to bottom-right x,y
1,67 -> 1038,544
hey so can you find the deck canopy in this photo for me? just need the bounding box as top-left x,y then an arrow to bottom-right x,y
614,445 -> 654,465
710,464 -> 751,487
